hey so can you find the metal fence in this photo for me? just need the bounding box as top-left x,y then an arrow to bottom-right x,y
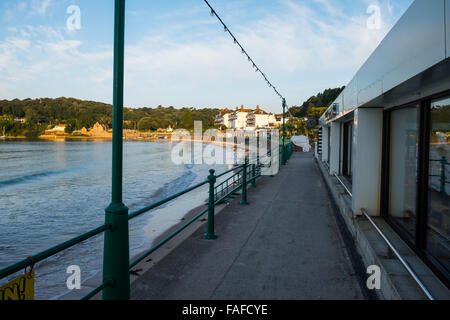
429,156 -> 449,195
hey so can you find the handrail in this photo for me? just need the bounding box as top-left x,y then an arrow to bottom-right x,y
215,164 -> 244,179
0,223 -> 111,280
360,208 -> 434,300
129,207 -> 209,269
333,173 -> 353,197
128,179 -> 210,220
81,281 -> 112,301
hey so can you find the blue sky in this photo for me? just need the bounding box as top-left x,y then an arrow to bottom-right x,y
0,0 -> 414,113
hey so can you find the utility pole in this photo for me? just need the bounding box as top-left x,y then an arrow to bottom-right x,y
102,0 -> 130,300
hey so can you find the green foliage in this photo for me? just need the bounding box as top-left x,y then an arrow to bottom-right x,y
0,114 -> 13,133
307,107 -> 328,122
289,86 -> 345,118
181,110 -> 193,130
431,105 -> 450,123
0,98 -> 221,136
285,86 -> 344,140
138,117 -> 161,131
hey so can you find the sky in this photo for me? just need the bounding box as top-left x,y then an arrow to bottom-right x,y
0,0 -> 414,113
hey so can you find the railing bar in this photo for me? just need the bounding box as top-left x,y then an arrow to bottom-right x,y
334,173 -> 353,197
215,185 -> 244,205
360,208 -> 434,300
129,208 -> 209,269
128,179 -> 209,220
215,164 -> 244,179
0,223 -> 111,279
80,281 -> 111,301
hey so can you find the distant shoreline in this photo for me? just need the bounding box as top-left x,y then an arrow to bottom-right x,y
1,135 -> 248,149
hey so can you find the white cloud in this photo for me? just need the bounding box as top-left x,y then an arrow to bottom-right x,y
18,2 -> 28,11
0,24 -> 112,101
32,0 -> 52,15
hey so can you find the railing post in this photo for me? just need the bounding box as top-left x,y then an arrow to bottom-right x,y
440,156 -> 447,195
204,169 -> 218,240
102,0 -> 130,300
240,159 -> 249,205
251,163 -> 256,188
282,98 -> 287,166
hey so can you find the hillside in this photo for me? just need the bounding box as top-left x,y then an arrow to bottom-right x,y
0,97 -> 220,137
289,86 -> 345,119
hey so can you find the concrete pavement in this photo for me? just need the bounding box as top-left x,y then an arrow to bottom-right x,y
131,152 -> 372,300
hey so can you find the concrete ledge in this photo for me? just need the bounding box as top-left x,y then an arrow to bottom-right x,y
315,156 -> 450,300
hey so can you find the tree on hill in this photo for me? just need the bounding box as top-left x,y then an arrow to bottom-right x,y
0,114 -> 13,135
0,97 -> 221,136
181,109 -> 193,130
289,86 -> 345,118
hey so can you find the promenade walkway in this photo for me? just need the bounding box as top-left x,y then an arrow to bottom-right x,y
131,152 -> 373,300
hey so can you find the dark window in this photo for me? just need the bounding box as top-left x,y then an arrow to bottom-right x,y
342,121 -> 353,180
382,98 -> 450,286
388,104 -> 419,241
427,97 -> 450,274
327,127 -> 331,164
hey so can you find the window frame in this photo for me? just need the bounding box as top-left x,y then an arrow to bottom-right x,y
381,90 -> 450,288
342,120 -> 354,181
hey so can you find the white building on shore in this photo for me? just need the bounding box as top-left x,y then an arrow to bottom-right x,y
215,106 -> 283,130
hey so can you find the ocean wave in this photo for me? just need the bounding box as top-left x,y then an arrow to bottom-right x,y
127,170 -> 198,211
0,168 -> 79,189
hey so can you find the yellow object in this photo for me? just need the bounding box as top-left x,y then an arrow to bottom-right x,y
0,271 -> 34,300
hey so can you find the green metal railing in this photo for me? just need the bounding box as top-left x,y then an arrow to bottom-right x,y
0,0 -> 295,300
429,156 -> 449,195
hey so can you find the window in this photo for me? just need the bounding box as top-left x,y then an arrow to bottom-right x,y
342,120 -> 353,180
327,126 -> 331,164
388,105 -> 419,241
383,98 -> 450,286
427,97 -> 450,274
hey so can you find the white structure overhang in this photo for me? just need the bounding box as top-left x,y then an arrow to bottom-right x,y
320,0 -> 450,126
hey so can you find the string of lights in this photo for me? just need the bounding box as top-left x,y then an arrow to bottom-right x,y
203,0 -> 286,102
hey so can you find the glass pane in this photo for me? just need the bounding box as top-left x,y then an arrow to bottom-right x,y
343,121 -> 353,179
389,105 -> 419,240
427,97 -> 450,273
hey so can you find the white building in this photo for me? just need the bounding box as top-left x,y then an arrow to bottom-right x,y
214,108 -> 233,128
317,0 -> 450,292
246,106 -> 276,129
229,106 -> 253,130
216,106 -> 283,130
45,124 -> 67,134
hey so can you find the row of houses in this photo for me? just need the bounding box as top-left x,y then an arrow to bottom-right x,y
215,105 -> 284,130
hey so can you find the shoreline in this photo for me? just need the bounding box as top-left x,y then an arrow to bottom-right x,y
1,135 -> 250,153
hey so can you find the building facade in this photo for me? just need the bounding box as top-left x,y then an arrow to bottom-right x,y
45,124 -> 67,135
317,0 -> 449,287
215,106 -> 282,130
